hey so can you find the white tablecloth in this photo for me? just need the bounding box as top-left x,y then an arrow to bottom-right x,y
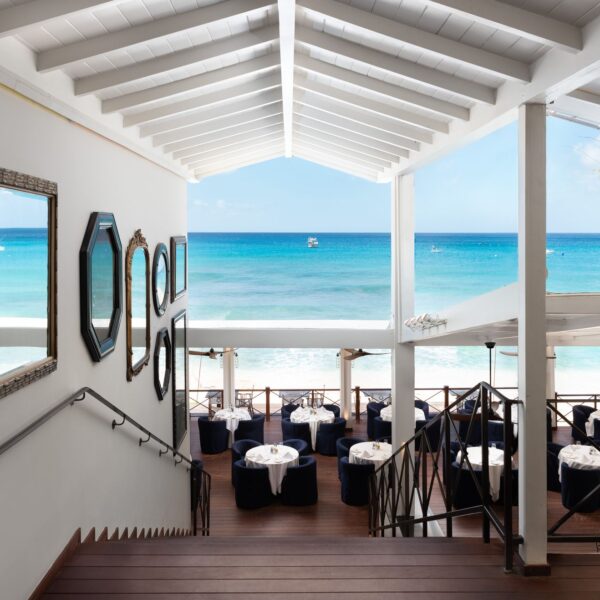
380,405 -> 426,423
586,410 -> 600,436
456,446 -> 507,502
558,444 -> 600,481
349,441 -> 393,470
245,444 -> 300,495
213,407 -> 251,433
290,406 -> 335,450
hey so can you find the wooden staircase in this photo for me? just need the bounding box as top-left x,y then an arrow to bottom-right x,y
41,535 -> 600,598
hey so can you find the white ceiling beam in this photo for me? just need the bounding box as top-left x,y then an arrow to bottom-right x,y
567,88 -> 600,106
296,74 -> 449,133
549,95 -> 600,130
74,25 -> 278,95
174,123 -> 283,160
296,54 -> 469,121
295,136 -> 391,169
295,125 -> 402,165
421,0 -> 582,53
102,53 -> 280,113
194,147 -> 284,179
278,0 -> 295,157
294,103 -> 420,151
154,102 -> 283,146
0,0 -> 115,38
295,116 -> 409,158
296,90 -> 434,143
37,0 -> 273,72
295,26 -> 495,104
180,129 -> 283,165
298,0 -> 530,82
186,135 -> 284,169
294,149 -> 379,181
142,88 -> 280,138
124,73 -> 281,127
168,115 -> 283,156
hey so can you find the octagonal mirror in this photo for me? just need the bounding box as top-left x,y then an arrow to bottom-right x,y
152,243 -> 169,316
126,230 -> 150,381
80,213 -> 122,362
154,327 -> 171,400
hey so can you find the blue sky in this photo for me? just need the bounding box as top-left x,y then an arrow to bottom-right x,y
188,116 -> 600,233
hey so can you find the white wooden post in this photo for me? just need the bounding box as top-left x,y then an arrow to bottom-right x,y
392,173 -> 415,450
222,347 -> 235,411
517,103 -> 549,570
339,348 -> 353,428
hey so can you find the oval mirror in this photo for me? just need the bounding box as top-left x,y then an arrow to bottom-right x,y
154,328 -> 171,400
152,243 -> 169,316
126,230 -> 150,380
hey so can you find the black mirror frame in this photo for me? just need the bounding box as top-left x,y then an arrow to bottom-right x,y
153,327 -> 171,400
0,169 -> 58,399
171,309 -> 188,450
170,236 -> 187,302
80,212 -> 122,362
125,229 -> 151,381
152,243 -> 170,316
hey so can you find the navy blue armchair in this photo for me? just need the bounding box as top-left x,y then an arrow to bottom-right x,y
336,437 -> 365,479
281,403 -> 300,420
373,416 -> 391,441
340,456 -> 374,506
547,442 -> 564,493
281,418 -> 312,448
231,439 -> 260,485
316,417 -> 347,456
323,403 -> 341,418
367,401 -> 386,440
282,438 -> 310,456
450,461 -> 485,509
233,459 -> 272,509
234,414 -> 265,444
572,405 -> 595,443
561,463 -> 600,512
415,400 -> 430,419
197,416 -> 229,454
415,417 -> 441,452
281,456 -> 318,506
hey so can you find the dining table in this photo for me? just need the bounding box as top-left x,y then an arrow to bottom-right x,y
558,444 -> 600,481
290,405 -> 335,450
245,444 -> 300,495
455,445 -> 509,502
349,441 -> 393,470
380,405 -> 426,423
213,407 -> 251,446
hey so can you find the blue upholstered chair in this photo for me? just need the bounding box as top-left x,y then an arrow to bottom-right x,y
316,417 -> 347,456
415,417 -> 441,452
336,437 -> 365,479
450,461 -> 485,509
367,401 -> 386,440
323,403 -> 341,418
572,405 -> 595,442
373,416 -> 391,441
233,459 -> 272,509
281,418 -> 312,448
561,463 -> 600,512
415,399 -> 430,419
281,456 -> 318,506
197,416 -> 229,454
281,403 -> 300,420
487,420 -> 518,455
547,443 -> 564,492
547,407 -> 553,443
282,438 -> 310,457
458,410 -> 482,447
231,439 -> 260,485
340,456 -> 374,506
499,468 -> 519,506
234,414 -> 265,444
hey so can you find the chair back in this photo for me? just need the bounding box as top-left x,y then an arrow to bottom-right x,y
233,459 -> 272,509
281,456 -> 318,506
414,399 -> 430,418
234,414 -> 265,444
546,443 -> 564,493
561,463 -> 600,513
572,405 -> 595,442
336,437 -> 364,479
281,403 -> 300,420
323,403 -> 341,418
340,457 -> 374,506
281,418 -> 312,447
373,416 -> 391,441
282,438 -> 309,456
197,415 -> 229,454
367,402 -> 386,440
316,417 -> 347,456
231,439 -> 260,486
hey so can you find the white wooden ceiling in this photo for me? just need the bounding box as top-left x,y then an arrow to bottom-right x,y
1,0 -> 600,182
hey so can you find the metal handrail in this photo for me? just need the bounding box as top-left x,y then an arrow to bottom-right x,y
0,386 -> 211,536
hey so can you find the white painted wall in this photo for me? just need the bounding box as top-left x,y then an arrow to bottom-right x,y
0,86 -> 190,600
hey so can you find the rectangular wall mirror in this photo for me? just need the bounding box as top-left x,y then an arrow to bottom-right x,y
0,169 -> 57,398
172,309 -> 188,449
170,236 -> 187,302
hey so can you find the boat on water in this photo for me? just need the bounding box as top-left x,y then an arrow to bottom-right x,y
307,236 -> 319,248
546,249 -> 554,255
431,245 -> 442,253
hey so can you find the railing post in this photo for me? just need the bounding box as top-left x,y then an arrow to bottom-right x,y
503,399 -> 514,572
444,385 -> 450,410
444,411 -> 453,538
355,386 -> 361,422
481,385 -> 490,544
421,437 -> 428,538
265,387 -> 271,422
311,389 -> 315,409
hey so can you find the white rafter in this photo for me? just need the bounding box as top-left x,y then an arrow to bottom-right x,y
37,0 -> 273,72
567,88 -> 600,106
141,89 -> 281,138
294,140 -> 385,173
102,54 -> 280,113
278,0 -> 295,157
194,147 -> 284,179
124,73 -> 281,127
420,0 -> 582,53
75,25 -> 279,95
294,148 -> 380,181
298,0 -> 530,82
295,54 -> 469,121
295,136 -> 391,169
295,26 -> 496,104
0,0 -> 116,38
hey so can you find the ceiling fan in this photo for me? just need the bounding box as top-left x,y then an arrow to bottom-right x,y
341,348 -> 390,361
189,348 -> 237,360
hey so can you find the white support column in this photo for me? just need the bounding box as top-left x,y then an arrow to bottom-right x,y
517,103 -> 548,570
222,347 -> 236,410
339,348 -> 353,428
391,174 -> 416,450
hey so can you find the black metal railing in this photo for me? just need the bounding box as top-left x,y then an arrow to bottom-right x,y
368,382 -> 522,573
0,386 -> 210,536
